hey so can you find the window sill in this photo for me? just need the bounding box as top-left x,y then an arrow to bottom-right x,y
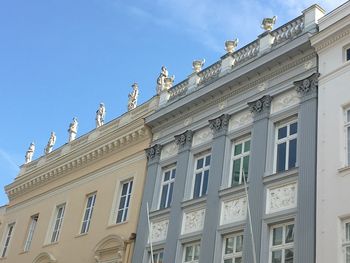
42,241 -> 59,248
181,196 -> 207,209
75,232 -> 88,239
149,207 -> 171,219
18,250 -> 29,255
219,184 -> 246,198
338,166 -> 350,177
106,220 -> 128,229
263,168 -> 298,185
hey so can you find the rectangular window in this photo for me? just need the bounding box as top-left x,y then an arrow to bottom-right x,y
116,180 -> 133,223
151,250 -> 164,263
80,193 -> 96,234
24,214 -> 39,252
275,121 -> 298,173
342,220 -> 350,263
222,233 -> 243,263
231,138 -> 250,186
347,48 -> 350,62
193,153 -> 211,199
159,167 -> 176,209
50,204 -> 65,243
1,223 -> 15,258
183,243 -> 200,263
269,222 -> 294,263
345,109 -> 350,165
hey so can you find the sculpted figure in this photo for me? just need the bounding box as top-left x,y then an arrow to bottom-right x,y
25,142 -> 35,164
261,16 -> 277,31
68,117 -> 78,142
95,103 -> 106,128
128,83 -> 139,111
156,66 -> 169,94
45,132 -> 56,154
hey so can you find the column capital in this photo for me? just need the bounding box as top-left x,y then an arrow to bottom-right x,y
294,73 -> 319,97
248,95 -> 272,117
174,130 -> 193,149
145,144 -> 162,162
208,114 -> 230,134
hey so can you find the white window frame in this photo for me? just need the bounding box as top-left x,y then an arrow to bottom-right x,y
273,119 -> 298,173
1,223 -> 15,258
191,152 -> 211,199
116,180 -> 133,224
150,249 -> 164,263
269,222 -> 294,263
158,166 -> 176,209
80,192 -> 96,234
24,214 -> 39,252
342,218 -> 350,263
222,232 -> 244,263
344,44 -> 350,62
229,137 -> 251,186
50,203 -> 66,243
183,242 -> 200,263
344,108 -> 350,166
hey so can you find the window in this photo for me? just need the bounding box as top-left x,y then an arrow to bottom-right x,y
1,223 -> 15,258
151,250 -> 164,263
342,220 -> 350,263
116,180 -> 133,223
24,214 -> 39,252
346,47 -> 350,62
159,167 -> 176,209
275,121 -> 298,172
230,138 -> 250,186
269,223 -> 294,263
222,233 -> 243,263
50,204 -> 65,243
193,153 -> 211,198
345,109 -> 350,165
80,193 -> 96,234
183,243 -> 200,263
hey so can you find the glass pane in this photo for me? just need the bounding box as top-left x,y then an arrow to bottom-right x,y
225,237 -> 234,254
346,246 -> 350,263
272,250 -> 282,263
197,158 -> 204,169
232,159 -> 241,185
277,143 -> 286,172
285,224 -> 294,243
288,139 -> 297,169
159,251 -> 164,263
273,227 -> 283,246
194,244 -> 200,260
285,248 -> 294,263
123,208 -> 128,221
234,143 -> 242,155
244,140 -> 251,152
116,210 -> 123,223
348,127 -> 350,165
235,257 -> 242,263
346,222 -> 350,241
121,183 -> 128,195
224,259 -> 233,263
236,235 -> 243,252
119,196 -> 126,209
347,48 -> 350,62
205,155 -> 211,166
243,156 -> 249,179
202,170 -> 209,195
171,169 -> 176,179
185,246 -> 193,261
128,181 -> 133,193
278,126 -> 287,139
160,185 -> 168,209
167,183 -> 174,207
193,173 -> 202,198
87,196 -> 93,207
164,171 -> 170,181
290,122 -> 298,135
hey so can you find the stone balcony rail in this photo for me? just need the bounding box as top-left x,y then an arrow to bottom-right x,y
272,15 -> 304,46
233,40 -> 260,65
198,61 -> 222,85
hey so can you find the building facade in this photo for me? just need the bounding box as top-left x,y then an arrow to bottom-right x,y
0,98 -> 158,263
311,2 -> 350,263
133,5 -> 324,263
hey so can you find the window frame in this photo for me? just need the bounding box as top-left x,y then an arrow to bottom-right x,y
50,203 -> 66,244
23,214 -> 39,252
229,137 -> 251,186
268,222 -> 295,263
182,242 -> 201,263
115,180 -> 133,224
158,166 -> 176,209
342,218 -> 350,263
273,119 -> 298,173
80,192 -> 97,234
344,108 -> 350,166
221,232 -> 244,263
150,249 -> 164,263
191,152 -> 211,199
1,223 -> 15,258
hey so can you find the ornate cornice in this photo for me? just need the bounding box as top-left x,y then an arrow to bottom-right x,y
313,24 -> 350,52
294,73 -> 319,96
145,144 -> 162,161
248,95 -> 272,115
209,114 -> 230,133
174,130 -> 193,148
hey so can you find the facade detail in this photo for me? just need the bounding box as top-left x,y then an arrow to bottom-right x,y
182,208 -> 205,234
174,130 -> 194,148
208,114 -> 230,133
220,196 -> 247,225
192,127 -> 213,147
248,95 -> 272,115
150,219 -> 169,243
145,144 -> 162,161
294,73 -> 319,96
266,183 -> 297,214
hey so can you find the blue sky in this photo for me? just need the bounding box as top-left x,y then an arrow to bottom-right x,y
0,0 -> 346,205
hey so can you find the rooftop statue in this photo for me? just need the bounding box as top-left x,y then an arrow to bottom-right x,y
68,117 -> 78,142
25,142 -> 35,164
156,66 -> 175,94
96,103 -> 106,128
192,59 -> 205,73
45,131 -> 56,154
225,39 -> 239,53
128,83 -> 139,111
261,16 -> 277,31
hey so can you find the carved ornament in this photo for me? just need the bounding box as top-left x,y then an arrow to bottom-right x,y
248,95 -> 272,114
145,144 -> 163,161
174,130 -> 193,148
208,114 -> 230,133
294,73 -> 319,96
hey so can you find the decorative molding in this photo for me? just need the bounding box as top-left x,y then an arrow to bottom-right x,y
220,196 -> 247,225
248,95 -> 273,115
266,183 -> 297,214
313,25 -> 350,52
271,89 -> 300,114
150,219 -> 169,243
183,117 -> 193,127
174,130 -> 194,148
192,127 -> 213,147
160,142 -> 178,160
145,144 -> 163,161
294,73 -> 319,96
229,110 -> 253,131
208,114 -> 230,133
182,208 -> 206,234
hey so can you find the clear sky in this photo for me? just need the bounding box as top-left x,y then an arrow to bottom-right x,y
0,0 -> 346,206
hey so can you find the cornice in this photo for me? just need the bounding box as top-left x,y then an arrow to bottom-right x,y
312,23 -> 350,52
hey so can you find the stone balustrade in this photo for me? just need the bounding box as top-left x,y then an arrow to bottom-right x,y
272,15 -> 304,46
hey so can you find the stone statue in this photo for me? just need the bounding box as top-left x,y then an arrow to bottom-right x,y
25,142 -> 35,164
192,59 -> 205,73
68,117 -> 78,142
95,103 -> 106,128
45,132 -> 56,154
225,39 -> 239,53
128,83 -> 139,111
261,16 -> 277,31
156,66 -> 175,94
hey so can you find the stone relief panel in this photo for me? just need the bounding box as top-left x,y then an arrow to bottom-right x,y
192,127 -> 213,147
229,110 -> 253,131
160,142 -> 179,160
266,183 -> 297,214
220,196 -> 247,225
182,208 -> 206,234
150,219 -> 169,243
271,89 -> 300,114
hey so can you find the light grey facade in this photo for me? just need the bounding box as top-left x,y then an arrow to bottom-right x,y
133,5 -> 324,263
